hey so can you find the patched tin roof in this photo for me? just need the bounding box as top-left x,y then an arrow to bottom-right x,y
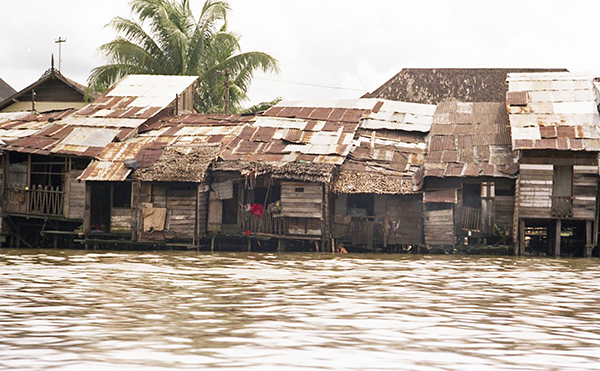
424,101 -> 517,178
0,74 -> 197,158
79,114 -> 247,182
507,72 -> 600,151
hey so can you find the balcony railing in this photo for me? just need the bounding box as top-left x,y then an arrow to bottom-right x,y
239,205 -> 284,235
552,196 -> 572,218
5,184 -> 64,217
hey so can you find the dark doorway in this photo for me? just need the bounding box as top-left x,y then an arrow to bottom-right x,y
90,183 -> 111,232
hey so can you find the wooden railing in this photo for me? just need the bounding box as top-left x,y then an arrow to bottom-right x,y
552,196 -> 572,217
239,205 -> 284,235
462,206 -> 481,232
5,184 -> 64,217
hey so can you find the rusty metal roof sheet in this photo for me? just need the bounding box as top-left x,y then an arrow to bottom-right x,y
423,188 -> 457,203
425,101 -> 517,179
508,72 -> 600,151
78,161 -> 131,182
1,75 -> 197,158
79,114 -> 249,181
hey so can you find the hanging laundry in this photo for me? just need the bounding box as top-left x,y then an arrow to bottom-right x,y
250,203 -> 264,217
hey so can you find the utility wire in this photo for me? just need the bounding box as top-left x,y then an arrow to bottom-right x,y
254,77 -> 366,92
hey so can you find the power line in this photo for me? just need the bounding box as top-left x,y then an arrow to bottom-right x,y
254,77 -> 366,92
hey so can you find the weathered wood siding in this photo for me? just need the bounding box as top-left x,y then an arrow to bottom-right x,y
66,169 -> 85,219
166,187 -> 196,239
207,191 -> 222,232
197,188 -> 209,237
424,207 -> 455,245
111,207 -> 133,233
495,195 -> 514,232
518,164 -> 553,219
572,165 -> 597,220
385,195 -> 423,245
281,182 -> 323,219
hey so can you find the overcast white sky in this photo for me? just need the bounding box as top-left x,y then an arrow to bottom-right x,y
1,0 -> 599,107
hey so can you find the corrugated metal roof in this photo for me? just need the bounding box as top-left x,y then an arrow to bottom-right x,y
0,74 -> 197,158
425,101 -> 517,179
78,161 -> 131,182
508,72 -> 600,151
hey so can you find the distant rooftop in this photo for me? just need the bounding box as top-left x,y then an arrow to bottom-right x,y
0,77 -> 16,102
366,68 -> 568,104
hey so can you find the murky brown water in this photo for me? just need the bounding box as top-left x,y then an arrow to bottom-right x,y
0,250 -> 599,370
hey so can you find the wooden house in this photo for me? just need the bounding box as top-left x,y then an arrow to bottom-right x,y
422,101 -> 517,247
0,74 -> 197,247
0,66 -> 87,113
78,114 -> 247,246
330,99 -> 436,251
507,72 -> 600,257
209,101 -> 363,251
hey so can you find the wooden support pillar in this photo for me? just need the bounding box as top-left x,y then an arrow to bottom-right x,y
554,219 -> 561,258
518,219 -> 525,256
247,238 -> 251,252
277,239 -> 282,252
211,237 -> 215,252
585,220 -> 593,258
314,240 -> 320,252
331,238 -> 335,254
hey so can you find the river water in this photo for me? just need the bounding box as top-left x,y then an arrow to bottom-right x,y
1,250 -> 599,370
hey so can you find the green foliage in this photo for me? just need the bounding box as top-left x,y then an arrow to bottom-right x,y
240,96 -> 282,115
87,0 -> 279,113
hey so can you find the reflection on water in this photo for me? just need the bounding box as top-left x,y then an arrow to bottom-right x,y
0,250 -> 599,370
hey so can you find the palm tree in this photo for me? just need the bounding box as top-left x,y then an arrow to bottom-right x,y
87,0 -> 279,113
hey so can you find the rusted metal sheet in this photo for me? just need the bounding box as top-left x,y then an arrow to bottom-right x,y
508,72 -> 600,151
424,101 -> 516,179
78,160 -> 131,181
423,188 -> 457,203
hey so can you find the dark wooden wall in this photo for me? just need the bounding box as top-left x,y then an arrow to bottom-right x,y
424,205 -> 455,245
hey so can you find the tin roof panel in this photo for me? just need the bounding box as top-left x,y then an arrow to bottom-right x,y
78,160 -> 132,182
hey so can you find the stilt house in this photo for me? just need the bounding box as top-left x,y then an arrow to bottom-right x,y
331,99 -> 435,251
0,74 -> 197,246
422,101 -> 517,246
78,114 -> 248,246
210,101 -> 364,251
507,72 -> 600,257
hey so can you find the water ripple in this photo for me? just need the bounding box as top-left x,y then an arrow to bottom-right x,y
0,250 -> 599,370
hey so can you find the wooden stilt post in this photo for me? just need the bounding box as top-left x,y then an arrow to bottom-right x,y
331,238 -> 335,254
554,219 -> 561,258
247,238 -> 251,252
211,237 -> 215,253
277,239 -> 282,253
315,240 -> 320,252
518,219 -> 525,256
586,220 -> 593,258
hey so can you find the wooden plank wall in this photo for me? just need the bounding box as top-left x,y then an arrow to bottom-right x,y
424,207 -> 455,245
281,182 -> 323,219
67,169 -> 85,219
207,191 -> 222,232
385,195 -> 423,245
495,195 -> 514,232
197,187 -> 209,237
518,164 -> 553,218
111,207 -> 133,233
166,186 -> 197,239
572,165 -> 598,220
